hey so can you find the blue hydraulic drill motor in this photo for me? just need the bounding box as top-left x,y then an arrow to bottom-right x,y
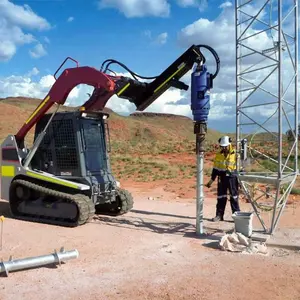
191,64 -> 213,122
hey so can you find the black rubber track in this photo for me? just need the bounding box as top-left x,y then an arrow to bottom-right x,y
9,179 -> 95,227
116,188 -> 134,215
95,187 -> 134,215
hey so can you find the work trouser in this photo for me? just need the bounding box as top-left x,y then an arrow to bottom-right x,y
216,175 -> 240,217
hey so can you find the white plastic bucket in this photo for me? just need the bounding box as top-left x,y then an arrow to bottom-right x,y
232,212 -> 254,237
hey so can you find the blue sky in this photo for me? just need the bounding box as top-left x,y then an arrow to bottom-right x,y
1,0 -> 224,76
0,0 -> 298,134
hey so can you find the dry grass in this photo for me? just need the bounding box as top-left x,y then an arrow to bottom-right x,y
109,154 -> 207,182
2,96 -> 299,187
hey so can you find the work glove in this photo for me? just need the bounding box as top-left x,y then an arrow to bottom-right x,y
206,179 -> 214,188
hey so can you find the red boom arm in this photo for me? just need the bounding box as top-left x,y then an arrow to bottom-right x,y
15,45 -> 207,146
15,66 -> 116,143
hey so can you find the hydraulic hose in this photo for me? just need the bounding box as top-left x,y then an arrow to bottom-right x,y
100,59 -> 158,80
196,44 -> 220,79
100,44 -> 220,81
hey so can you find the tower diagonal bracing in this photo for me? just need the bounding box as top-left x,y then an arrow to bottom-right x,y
235,0 -> 298,234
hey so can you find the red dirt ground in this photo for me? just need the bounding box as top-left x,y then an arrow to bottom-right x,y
1,98 -> 300,299
0,183 -> 300,300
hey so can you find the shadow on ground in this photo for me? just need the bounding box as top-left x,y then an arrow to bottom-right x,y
0,262 -> 65,278
130,209 -> 195,220
91,208 -> 234,242
91,213 -> 230,251
0,199 -> 233,251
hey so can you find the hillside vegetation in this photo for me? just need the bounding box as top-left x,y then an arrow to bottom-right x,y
0,97 -> 223,186
1,97 -> 299,195
0,97 -> 222,152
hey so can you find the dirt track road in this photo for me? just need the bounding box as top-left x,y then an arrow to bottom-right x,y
0,191 -> 300,300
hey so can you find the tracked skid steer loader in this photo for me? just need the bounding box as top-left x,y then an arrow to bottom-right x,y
0,44 -> 217,227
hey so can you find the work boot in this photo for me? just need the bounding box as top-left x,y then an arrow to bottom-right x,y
211,215 -> 224,222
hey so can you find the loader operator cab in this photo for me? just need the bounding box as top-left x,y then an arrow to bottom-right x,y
79,111 -> 110,176
31,110 -> 112,181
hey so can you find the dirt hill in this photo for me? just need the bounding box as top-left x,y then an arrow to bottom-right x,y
0,97 -> 225,198
0,96 -> 223,151
1,97 -> 299,200
1,98 -> 300,300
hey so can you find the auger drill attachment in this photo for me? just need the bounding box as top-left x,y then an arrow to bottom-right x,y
0,45 -> 211,227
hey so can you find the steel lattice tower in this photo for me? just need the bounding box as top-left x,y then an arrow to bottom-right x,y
235,0 -> 298,234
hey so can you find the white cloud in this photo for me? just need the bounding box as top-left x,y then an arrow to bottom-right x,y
177,1 -> 274,66
219,1 -> 232,9
26,67 -> 39,77
0,0 -> 51,30
98,0 -> 213,17
176,0 -> 208,12
67,16 -> 74,22
0,0 -> 51,61
0,64 -> 297,135
1,0 -> 298,136
29,43 -> 47,59
155,32 -> 168,45
0,68 -> 190,118
175,0 -> 298,133
0,18 -> 35,61
98,0 -> 170,17
143,30 -> 152,39
143,30 -> 168,45
177,3 -> 274,89
39,75 -> 55,89
0,40 -> 17,61
178,12 -> 235,66
0,70 -> 88,105
176,0 -> 196,6
106,94 -> 136,114
198,0 -> 208,12
1,76 -> 39,99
